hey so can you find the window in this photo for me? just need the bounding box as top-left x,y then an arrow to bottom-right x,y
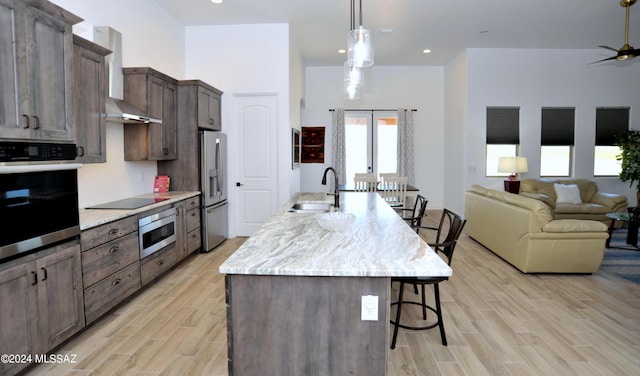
540,108 -> 574,177
486,107 -> 519,176
345,112 -> 397,181
594,107 -> 629,176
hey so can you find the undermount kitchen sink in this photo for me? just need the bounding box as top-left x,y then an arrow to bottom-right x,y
288,202 -> 333,213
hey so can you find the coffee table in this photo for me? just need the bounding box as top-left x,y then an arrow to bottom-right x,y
606,212 -> 640,250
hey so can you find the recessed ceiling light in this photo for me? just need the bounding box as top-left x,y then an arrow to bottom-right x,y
211,0 -> 223,4
422,49 -> 432,54
338,49 -> 346,54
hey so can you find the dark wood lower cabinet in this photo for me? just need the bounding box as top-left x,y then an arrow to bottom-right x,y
0,240 -> 84,376
225,274 -> 390,376
140,244 -> 179,286
83,261 -> 141,324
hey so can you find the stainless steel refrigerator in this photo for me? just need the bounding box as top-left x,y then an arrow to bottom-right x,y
199,130 -> 228,252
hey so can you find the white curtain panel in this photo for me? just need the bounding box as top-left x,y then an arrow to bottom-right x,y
331,108 -> 347,186
397,109 -> 415,183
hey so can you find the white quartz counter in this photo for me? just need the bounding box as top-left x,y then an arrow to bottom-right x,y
79,191 -> 200,230
219,191 -> 452,278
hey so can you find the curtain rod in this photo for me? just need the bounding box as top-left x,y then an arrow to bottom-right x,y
329,108 -> 417,112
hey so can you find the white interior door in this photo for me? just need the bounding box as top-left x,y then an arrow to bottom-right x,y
234,94 -> 278,236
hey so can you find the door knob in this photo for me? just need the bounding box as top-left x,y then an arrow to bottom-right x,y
236,182 -> 244,187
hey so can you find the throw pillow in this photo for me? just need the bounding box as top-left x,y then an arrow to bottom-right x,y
554,183 -> 582,204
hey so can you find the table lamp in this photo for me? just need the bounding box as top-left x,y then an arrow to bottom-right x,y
498,156 -> 528,193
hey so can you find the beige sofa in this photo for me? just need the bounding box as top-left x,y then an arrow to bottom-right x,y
465,185 -> 609,273
519,179 -> 627,225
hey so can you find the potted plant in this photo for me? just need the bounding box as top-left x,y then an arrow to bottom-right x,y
615,128 -> 640,207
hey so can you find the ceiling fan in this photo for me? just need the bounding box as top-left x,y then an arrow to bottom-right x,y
592,0 -> 640,64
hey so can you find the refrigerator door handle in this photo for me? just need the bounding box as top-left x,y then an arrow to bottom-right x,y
215,139 -> 223,195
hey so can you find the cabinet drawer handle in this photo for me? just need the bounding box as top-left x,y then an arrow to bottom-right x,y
41,267 -> 47,281
77,146 -> 85,157
109,246 -> 119,253
111,278 -> 121,286
22,114 -> 30,129
190,212 -> 196,217
31,271 -> 38,286
158,259 -> 164,266
32,115 -> 40,130
209,118 -> 215,125
108,229 -> 119,235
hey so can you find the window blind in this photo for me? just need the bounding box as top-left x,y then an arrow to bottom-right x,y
486,107 -> 519,144
595,107 -> 629,146
541,108 -> 575,146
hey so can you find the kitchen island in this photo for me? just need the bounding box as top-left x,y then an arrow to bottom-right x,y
219,191 -> 452,376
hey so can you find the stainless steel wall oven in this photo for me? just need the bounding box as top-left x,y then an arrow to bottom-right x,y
0,141 -> 81,263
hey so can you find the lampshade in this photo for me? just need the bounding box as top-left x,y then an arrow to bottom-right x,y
497,156 -> 528,174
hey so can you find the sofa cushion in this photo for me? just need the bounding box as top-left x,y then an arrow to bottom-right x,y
560,179 -> 598,202
520,179 -> 557,200
554,203 -> 614,215
554,183 -> 582,204
542,219 -> 608,233
520,192 -> 556,208
470,184 -> 553,226
520,178 -> 600,203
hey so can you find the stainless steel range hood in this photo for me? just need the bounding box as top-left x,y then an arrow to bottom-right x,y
93,26 -> 161,124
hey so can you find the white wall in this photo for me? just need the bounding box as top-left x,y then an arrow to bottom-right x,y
301,66 -> 446,208
50,0 -> 186,207
443,52 -> 469,214
289,38 -> 304,196
185,24 -> 293,237
462,48 -> 640,205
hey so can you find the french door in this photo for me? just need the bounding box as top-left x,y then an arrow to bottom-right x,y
345,111 -> 397,181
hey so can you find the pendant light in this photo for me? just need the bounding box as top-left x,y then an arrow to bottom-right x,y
347,0 -> 374,68
344,61 -> 364,88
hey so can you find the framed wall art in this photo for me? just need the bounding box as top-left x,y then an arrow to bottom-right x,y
292,128 -> 301,169
301,126 -> 325,163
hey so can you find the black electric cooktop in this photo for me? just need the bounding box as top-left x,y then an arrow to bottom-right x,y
86,197 -> 169,210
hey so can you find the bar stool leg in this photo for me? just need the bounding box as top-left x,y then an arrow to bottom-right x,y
421,284 -> 427,320
434,283 -> 447,346
390,282 -> 405,349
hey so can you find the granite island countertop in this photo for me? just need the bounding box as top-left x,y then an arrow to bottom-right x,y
219,191 -> 452,278
79,191 -> 201,230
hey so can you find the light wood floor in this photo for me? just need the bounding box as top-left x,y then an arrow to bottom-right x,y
26,210 -> 640,376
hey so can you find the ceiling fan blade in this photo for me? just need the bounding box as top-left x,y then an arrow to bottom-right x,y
588,55 -> 619,65
598,45 -> 619,52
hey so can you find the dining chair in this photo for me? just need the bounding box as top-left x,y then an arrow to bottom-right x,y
355,172 -> 376,178
390,208 -> 467,349
380,176 -> 408,210
378,172 -> 398,183
353,175 -> 378,192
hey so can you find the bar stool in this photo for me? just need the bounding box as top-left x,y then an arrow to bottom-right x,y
390,209 -> 466,348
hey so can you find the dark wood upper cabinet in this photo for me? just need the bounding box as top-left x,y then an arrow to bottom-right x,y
0,0 -> 81,142
123,67 -> 178,161
73,35 -> 111,163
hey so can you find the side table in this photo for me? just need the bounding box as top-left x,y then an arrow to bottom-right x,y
606,211 -> 640,250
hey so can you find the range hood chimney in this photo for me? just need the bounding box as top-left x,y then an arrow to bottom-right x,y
93,26 -> 161,124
